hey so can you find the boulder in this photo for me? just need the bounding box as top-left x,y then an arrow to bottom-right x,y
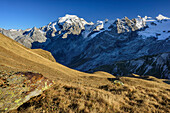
0,71 -> 55,112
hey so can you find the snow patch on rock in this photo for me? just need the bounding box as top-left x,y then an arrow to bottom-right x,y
156,14 -> 170,20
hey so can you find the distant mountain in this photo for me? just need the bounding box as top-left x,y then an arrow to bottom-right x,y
0,14 -> 170,78
91,52 -> 170,79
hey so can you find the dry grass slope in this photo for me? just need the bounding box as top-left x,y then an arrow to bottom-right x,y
11,76 -> 170,113
0,33 -> 170,112
30,49 -> 56,62
0,33 -> 113,82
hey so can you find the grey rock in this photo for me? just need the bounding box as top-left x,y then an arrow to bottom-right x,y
91,52 -> 170,79
115,17 -> 145,34
0,27 -> 47,48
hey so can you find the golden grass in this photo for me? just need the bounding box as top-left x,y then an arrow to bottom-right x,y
10,76 -> 170,113
0,33 -> 170,112
30,49 -> 56,62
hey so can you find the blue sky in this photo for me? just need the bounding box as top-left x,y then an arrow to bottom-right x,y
1,0 -> 170,30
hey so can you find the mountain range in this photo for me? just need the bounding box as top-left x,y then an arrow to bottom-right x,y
0,14 -> 169,79
0,14 -> 170,112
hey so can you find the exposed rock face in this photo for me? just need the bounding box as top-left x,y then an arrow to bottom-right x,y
91,52 -> 170,79
0,28 -> 23,40
40,14 -> 93,38
0,71 -> 55,112
116,17 -> 145,33
0,27 -> 47,48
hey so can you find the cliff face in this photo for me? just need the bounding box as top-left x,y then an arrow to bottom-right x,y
116,16 -> 145,33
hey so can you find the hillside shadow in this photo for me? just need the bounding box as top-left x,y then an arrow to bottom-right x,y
108,75 -> 170,85
163,80 -> 170,84
128,75 -> 155,81
107,75 -> 157,83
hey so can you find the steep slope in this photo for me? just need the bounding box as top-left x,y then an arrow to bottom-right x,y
0,32 -> 115,111
0,33 -> 113,81
30,49 -> 56,62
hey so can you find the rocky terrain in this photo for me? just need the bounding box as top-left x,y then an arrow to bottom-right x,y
0,14 -> 170,79
92,52 -> 170,79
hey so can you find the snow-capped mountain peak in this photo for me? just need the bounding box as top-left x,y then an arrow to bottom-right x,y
40,14 -> 95,38
138,14 -> 170,40
58,14 -> 78,22
57,14 -> 93,27
58,14 -> 84,25
156,14 -> 170,20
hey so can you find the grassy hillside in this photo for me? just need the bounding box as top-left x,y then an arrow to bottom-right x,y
0,33 -> 169,112
10,75 -> 170,113
0,33 -> 113,82
30,49 -> 56,62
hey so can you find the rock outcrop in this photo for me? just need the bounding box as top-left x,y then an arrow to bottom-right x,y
0,71 -> 55,112
115,17 -> 145,33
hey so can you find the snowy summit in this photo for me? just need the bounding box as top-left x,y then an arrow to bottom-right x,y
156,14 -> 170,20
